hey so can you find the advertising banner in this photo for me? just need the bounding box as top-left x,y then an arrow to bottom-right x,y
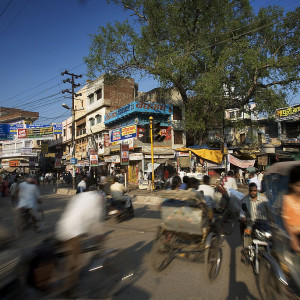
54,158 -> 62,168
110,125 -> 137,143
18,126 -> 54,140
228,154 -> 255,168
0,124 -> 13,140
121,144 -> 129,165
10,123 -> 24,135
276,104 -> 300,120
9,160 -> 20,167
53,124 -> 63,134
90,155 -> 98,167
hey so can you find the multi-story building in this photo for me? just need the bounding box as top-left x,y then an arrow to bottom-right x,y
0,107 -> 39,172
59,75 -> 138,170
104,88 -> 187,185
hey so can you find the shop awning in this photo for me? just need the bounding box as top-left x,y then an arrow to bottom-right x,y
176,147 -> 223,164
2,167 -> 18,173
228,154 -> 255,168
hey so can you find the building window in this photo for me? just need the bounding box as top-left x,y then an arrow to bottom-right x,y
229,111 -> 235,119
95,114 -> 102,124
89,118 -> 95,127
173,106 -> 182,120
25,141 -> 31,148
240,133 -> 246,144
88,93 -> 95,105
63,129 -> 66,136
174,130 -> 183,144
238,111 -> 243,118
96,89 -> 102,100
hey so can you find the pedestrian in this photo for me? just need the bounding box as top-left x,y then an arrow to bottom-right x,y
239,168 -> 244,184
76,175 -> 87,193
179,176 -> 189,190
222,170 -> 238,190
147,172 -> 153,191
249,172 -> 261,191
9,178 -> 19,207
1,176 -> 9,197
198,175 -> 215,209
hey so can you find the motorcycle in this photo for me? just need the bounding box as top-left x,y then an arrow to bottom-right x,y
241,217 -> 273,275
106,195 -> 135,223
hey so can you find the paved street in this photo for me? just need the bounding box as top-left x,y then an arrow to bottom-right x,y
1,186 -> 261,300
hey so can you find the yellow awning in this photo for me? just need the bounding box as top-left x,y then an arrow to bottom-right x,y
176,147 -> 223,164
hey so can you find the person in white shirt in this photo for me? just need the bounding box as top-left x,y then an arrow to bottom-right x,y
9,178 -> 19,207
17,176 -> 41,231
222,171 -> 238,190
249,172 -> 261,191
77,175 -> 87,193
198,175 -> 215,209
109,176 -> 134,217
55,190 -> 105,292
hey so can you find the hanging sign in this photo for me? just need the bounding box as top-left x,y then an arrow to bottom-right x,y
90,155 -> 98,167
121,144 -> 129,165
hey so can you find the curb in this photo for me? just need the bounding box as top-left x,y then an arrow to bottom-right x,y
132,195 -> 162,205
56,188 -> 76,196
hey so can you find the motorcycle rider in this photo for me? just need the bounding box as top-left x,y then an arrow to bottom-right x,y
109,176 -> 134,216
76,175 -> 87,194
240,182 -> 269,261
55,189 -> 106,293
16,175 -> 41,232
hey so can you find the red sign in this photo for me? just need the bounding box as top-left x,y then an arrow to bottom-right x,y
104,134 -> 110,147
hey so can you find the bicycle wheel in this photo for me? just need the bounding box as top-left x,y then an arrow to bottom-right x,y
205,235 -> 222,280
151,234 -> 174,272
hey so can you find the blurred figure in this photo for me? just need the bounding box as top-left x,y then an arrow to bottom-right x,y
55,190 -> 105,292
9,178 -> 18,207
222,170 -> 238,190
257,171 -> 264,184
17,176 -> 41,232
1,176 -> 9,197
77,175 -> 87,194
147,172 -> 153,191
282,166 -> 300,252
249,172 -> 261,191
198,175 -> 215,209
179,176 -> 189,190
171,176 -> 181,190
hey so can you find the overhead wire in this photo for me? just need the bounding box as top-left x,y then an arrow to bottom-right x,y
0,0 -> 14,18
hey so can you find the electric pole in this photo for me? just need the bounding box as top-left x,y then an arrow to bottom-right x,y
149,116 -> 155,192
61,70 -> 82,190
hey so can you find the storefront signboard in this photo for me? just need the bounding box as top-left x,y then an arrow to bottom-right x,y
105,101 -> 173,124
276,104 -> 300,120
90,155 -> 98,167
121,144 -> 129,165
0,124 -> 12,140
129,153 -> 143,161
110,125 -> 137,143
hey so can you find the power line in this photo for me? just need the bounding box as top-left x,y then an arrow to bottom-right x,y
0,0 -> 14,18
0,0 -> 30,37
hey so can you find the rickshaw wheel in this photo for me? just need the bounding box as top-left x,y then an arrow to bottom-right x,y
258,259 -> 285,300
151,234 -> 173,272
205,235 -> 221,280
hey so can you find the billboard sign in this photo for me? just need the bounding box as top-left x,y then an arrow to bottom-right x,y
105,101 -> 173,124
110,125 -> 137,143
276,104 -> 300,120
18,125 -> 53,140
90,155 -> 98,167
121,144 -> 129,165
0,124 -> 13,140
53,124 -> 63,134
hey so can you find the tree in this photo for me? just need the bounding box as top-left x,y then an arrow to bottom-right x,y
85,0 -> 300,143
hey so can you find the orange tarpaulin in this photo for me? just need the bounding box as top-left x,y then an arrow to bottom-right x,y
176,147 -> 223,164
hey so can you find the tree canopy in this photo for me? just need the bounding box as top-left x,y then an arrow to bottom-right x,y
85,0 -> 300,141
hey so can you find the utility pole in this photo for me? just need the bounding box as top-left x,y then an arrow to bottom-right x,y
61,70 -> 82,190
149,116 -> 155,192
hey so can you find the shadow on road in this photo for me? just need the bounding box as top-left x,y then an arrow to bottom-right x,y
133,205 -> 161,220
112,240 -> 153,300
225,223 -> 259,300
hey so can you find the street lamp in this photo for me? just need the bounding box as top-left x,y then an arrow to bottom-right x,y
62,103 -> 71,110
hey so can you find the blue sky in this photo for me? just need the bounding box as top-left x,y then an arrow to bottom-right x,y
0,0 -> 298,124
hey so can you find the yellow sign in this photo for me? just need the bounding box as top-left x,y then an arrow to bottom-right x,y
121,125 -> 136,136
276,104 -> 300,119
41,143 -> 48,154
44,153 -> 55,158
